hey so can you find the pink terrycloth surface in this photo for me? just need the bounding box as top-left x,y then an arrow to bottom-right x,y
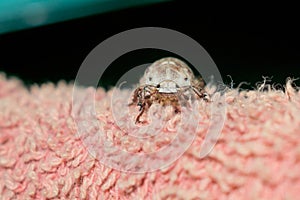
0,74 -> 300,200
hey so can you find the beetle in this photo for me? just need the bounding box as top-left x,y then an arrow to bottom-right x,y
129,57 -> 210,124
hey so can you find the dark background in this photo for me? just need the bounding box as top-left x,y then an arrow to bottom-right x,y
0,1 -> 299,90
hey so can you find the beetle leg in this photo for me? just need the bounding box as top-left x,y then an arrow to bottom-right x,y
136,100 -> 153,124
136,103 -> 145,123
129,85 -> 157,124
128,86 -> 148,107
191,86 -> 211,102
136,87 -> 156,124
137,88 -> 144,110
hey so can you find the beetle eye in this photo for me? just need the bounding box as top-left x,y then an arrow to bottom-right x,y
156,84 -> 160,88
149,77 -> 152,81
184,77 -> 188,81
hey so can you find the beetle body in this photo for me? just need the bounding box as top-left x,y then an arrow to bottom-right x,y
130,57 -> 209,124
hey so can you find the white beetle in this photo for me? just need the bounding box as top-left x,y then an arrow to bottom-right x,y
129,57 -> 210,124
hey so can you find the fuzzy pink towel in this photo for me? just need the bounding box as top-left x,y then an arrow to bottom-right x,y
0,73 -> 300,200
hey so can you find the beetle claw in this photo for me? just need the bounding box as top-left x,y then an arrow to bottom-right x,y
137,103 -> 143,111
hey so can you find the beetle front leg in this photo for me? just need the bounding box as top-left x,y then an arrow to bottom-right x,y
136,102 -> 146,123
128,86 -> 148,123
137,88 -> 144,111
128,87 -> 143,106
129,85 -> 156,124
135,99 -> 153,124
